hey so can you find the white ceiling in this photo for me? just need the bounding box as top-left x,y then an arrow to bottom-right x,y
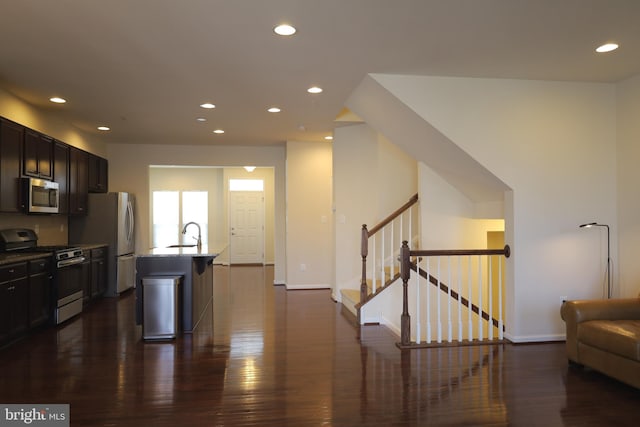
1,0 -> 639,146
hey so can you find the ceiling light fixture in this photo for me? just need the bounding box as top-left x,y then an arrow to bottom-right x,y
49,97 -> 66,104
307,86 -> 323,94
324,136 -> 333,140
596,43 -> 619,53
244,166 -> 256,172
213,129 -> 224,134
274,24 -> 296,36
97,126 -> 110,131
196,117 -> 207,122
267,107 -> 281,113
200,103 -> 216,109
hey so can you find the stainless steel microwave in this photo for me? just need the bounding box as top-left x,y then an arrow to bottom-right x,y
23,177 -> 60,214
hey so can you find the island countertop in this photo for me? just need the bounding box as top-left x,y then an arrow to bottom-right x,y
137,244 -> 226,258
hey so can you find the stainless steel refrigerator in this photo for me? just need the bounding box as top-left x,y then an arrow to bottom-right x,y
69,192 -> 136,297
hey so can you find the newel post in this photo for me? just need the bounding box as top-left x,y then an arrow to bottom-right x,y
400,240 -> 411,346
360,224 -> 369,304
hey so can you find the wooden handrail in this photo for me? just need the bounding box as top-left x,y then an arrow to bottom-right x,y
367,193 -> 418,237
399,241 -> 511,347
409,245 -> 511,259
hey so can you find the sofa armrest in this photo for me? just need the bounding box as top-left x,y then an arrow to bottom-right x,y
561,298 -> 640,324
561,298 -> 640,362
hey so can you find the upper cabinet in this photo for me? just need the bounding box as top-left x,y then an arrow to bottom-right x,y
53,141 -> 70,215
69,146 -> 88,215
0,118 -> 24,213
0,116 -> 106,215
23,129 -> 53,180
88,153 -> 108,193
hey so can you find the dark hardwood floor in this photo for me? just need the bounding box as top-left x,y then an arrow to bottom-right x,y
1,265 -> 638,426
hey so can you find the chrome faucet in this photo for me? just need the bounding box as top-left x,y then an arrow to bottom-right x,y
182,222 -> 202,250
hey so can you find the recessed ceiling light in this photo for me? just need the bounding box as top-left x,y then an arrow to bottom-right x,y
596,43 -> 619,53
307,86 -> 323,94
324,136 -> 333,140
244,166 -> 256,172
97,126 -> 110,131
49,97 -> 66,104
196,117 -> 207,122
267,107 -> 281,113
213,129 -> 224,134
274,24 -> 296,36
200,103 -> 216,109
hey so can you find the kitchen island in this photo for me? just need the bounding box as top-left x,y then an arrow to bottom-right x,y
135,245 -> 224,333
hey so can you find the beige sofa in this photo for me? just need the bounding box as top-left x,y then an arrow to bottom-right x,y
560,298 -> 640,389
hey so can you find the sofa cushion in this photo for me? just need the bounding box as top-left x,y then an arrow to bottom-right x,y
578,320 -> 640,362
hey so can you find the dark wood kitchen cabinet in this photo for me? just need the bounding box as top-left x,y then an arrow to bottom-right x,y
0,118 -> 24,213
88,154 -> 108,193
69,146 -> 88,215
80,256 -> 91,306
28,257 -> 52,328
0,262 -> 29,346
23,128 -> 53,180
90,246 -> 107,298
53,141 -> 70,214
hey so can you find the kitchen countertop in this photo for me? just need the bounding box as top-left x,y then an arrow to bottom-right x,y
0,251 -> 53,266
137,244 -> 226,258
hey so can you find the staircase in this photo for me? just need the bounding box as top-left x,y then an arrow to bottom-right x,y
340,194 -> 511,348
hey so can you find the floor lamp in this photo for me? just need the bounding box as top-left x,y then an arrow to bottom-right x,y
579,222 -> 611,299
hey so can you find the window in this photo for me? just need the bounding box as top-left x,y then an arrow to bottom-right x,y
152,191 -> 208,247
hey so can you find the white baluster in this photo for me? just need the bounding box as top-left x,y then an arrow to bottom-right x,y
426,257 -> 431,343
372,235 -> 376,293
478,258 -> 483,341
488,255 -> 493,340
416,257 -> 421,344
499,256 -> 503,340
447,256 -> 452,342
457,257 -> 462,342
380,229 -> 385,293
437,257 -> 442,343
467,256 -> 473,341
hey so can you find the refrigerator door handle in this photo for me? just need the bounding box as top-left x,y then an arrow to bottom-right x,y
127,200 -> 134,244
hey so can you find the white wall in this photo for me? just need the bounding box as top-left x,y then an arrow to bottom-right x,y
107,143 -> 286,284
285,141 -> 333,289
616,73 -> 640,298
333,123 -> 417,299
354,74 -> 617,342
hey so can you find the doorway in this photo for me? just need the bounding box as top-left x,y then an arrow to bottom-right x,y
229,180 -> 265,264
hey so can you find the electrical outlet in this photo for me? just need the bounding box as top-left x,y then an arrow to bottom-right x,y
300,263 -> 307,271
561,296 -> 568,304
34,224 -> 40,235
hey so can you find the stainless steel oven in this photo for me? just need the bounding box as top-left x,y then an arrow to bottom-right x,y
51,247 -> 86,324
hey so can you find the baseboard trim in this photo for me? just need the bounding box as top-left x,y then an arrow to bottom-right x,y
285,284 -> 331,290
504,332 -> 566,343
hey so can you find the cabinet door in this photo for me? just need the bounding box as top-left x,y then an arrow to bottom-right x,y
0,118 -> 24,213
81,259 -> 91,305
28,258 -> 52,328
0,278 -> 29,343
37,135 -> 53,179
53,141 -> 69,214
23,129 -> 40,177
69,147 -> 88,215
23,129 -> 53,179
88,154 -> 108,193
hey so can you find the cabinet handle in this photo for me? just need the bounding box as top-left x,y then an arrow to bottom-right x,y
8,286 -> 15,291
8,268 -> 14,273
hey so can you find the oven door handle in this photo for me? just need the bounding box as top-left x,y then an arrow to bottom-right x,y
57,256 -> 86,268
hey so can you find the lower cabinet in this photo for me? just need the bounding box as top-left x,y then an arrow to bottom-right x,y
28,258 -> 52,328
82,246 -> 108,306
0,262 -> 29,346
91,247 -> 107,298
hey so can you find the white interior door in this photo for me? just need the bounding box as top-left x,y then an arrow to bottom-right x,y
229,191 -> 264,264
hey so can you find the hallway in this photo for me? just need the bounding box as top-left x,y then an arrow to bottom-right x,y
0,266 -> 638,426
